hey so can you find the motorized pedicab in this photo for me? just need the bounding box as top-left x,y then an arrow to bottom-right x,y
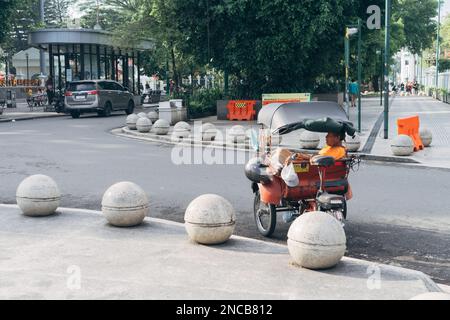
245,101 -> 360,237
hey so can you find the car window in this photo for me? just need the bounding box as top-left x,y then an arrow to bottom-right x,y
67,82 -> 96,91
97,81 -> 108,90
112,82 -> 124,91
104,82 -> 115,90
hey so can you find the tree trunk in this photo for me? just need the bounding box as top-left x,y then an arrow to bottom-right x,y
170,44 -> 178,93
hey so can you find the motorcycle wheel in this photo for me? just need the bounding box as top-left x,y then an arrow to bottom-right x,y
253,190 -> 277,237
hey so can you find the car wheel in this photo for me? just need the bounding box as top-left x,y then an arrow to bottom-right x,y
125,100 -> 134,115
70,110 -> 80,119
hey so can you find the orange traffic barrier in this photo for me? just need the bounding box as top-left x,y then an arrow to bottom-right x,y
226,100 -> 257,121
397,115 -> 424,151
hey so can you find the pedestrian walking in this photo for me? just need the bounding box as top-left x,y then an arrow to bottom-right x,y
348,79 -> 359,107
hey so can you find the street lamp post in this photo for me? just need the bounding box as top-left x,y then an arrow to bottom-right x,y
436,0 -> 442,89
377,49 -> 383,106
384,0 -> 391,139
344,26 -> 358,119
357,18 -> 362,133
25,53 -> 30,85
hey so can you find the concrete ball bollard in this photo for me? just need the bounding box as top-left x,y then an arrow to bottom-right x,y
410,292 -> 450,300
299,131 -> 320,149
184,194 -> 236,245
136,117 -> 152,133
201,123 -> 217,141
287,211 -> 346,269
173,121 -> 191,139
16,174 -> 61,216
147,111 -> 159,123
390,134 -> 414,156
344,134 -> 361,152
126,114 -> 139,130
153,119 -> 170,135
101,181 -> 149,227
228,125 -> 246,143
420,129 -> 432,147
137,112 -> 148,119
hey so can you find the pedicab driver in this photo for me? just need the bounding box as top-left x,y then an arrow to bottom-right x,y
272,131 -> 352,199
318,131 -> 346,160
317,131 -> 353,200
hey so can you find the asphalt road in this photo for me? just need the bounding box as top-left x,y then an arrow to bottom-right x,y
0,114 -> 449,284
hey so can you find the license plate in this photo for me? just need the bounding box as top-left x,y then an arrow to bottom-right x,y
294,163 -> 309,173
74,95 -> 86,100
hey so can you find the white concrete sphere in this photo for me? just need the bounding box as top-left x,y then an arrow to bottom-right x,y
136,117 -> 152,133
101,181 -> 149,227
201,123 -> 217,141
153,119 -> 170,135
16,174 -> 60,216
344,134 -> 361,152
137,112 -> 148,119
420,129 -> 432,147
228,125 -> 246,143
173,122 -> 191,139
126,114 -> 139,130
174,121 -> 191,131
184,194 -> 236,245
410,292 -> 450,300
147,111 -> 159,123
390,134 -> 414,156
299,131 -> 320,149
287,211 -> 346,269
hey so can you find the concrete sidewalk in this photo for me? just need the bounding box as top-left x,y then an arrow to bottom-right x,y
368,96 -> 450,169
0,102 -> 63,122
0,203 -> 445,300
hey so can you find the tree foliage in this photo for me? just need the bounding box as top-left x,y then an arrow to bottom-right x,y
44,0 -> 70,27
0,0 -> 18,45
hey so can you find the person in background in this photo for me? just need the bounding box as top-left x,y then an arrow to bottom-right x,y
349,79 -> 358,107
45,76 -> 54,105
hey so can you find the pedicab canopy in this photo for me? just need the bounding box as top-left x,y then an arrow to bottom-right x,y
257,101 -> 356,138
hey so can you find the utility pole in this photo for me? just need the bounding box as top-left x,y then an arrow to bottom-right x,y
384,0 -> 391,139
379,49 -> 383,106
39,0 -> 46,75
436,0 -> 442,88
345,28 -> 350,117
357,18 -> 362,133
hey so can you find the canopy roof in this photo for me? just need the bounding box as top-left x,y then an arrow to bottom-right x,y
28,28 -> 154,51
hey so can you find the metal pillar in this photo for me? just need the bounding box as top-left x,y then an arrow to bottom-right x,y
384,0 -> 391,139
357,19 -> 362,133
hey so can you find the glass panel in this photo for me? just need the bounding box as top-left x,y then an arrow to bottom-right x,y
67,82 -> 96,91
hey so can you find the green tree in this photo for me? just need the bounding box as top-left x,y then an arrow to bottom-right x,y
44,0 -> 70,27
396,0 -> 438,54
3,0 -> 41,54
0,0 -> 18,45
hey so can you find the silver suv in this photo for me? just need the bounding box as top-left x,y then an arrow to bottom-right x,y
64,80 -> 135,118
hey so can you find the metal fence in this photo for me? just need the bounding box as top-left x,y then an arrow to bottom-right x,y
419,70 -> 450,90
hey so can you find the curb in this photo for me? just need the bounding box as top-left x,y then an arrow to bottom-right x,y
113,126 -> 422,165
0,114 -> 63,123
114,127 -> 253,153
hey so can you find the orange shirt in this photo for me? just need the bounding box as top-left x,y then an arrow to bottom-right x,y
318,146 -> 347,160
